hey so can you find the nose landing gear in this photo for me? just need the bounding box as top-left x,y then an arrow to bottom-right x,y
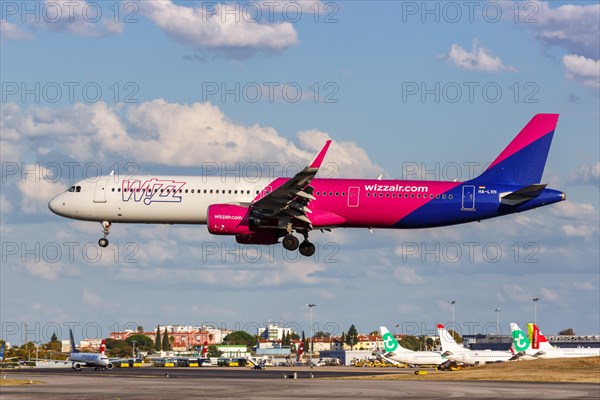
98,221 -> 111,248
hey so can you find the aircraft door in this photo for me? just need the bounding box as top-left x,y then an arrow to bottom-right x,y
348,186 -> 360,207
461,185 -> 475,211
94,178 -> 109,203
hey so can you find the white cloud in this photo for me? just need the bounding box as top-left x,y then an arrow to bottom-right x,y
35,0 -> 123,37
442,40 -> 516,73
0,20 -> 34,41
526,1 -> 600,59
568,162 -> 600,186
562,224 -> 597,238
17,165 -> 64,214
140,0 -> 298,55
563,55 -> 600,89
393,266 -> 425,285
573,282 -> 596,291
2,100 -> 382,178
540,287 -> 558,302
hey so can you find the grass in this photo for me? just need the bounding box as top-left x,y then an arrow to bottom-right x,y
0,378 -> 43,386
337,357 -> 600,383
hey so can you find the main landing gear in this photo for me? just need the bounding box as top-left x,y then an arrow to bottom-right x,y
98,221 -> 111,248
282,231 -> 316,257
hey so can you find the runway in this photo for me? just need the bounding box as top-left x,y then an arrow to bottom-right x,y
3,368 -> 599,399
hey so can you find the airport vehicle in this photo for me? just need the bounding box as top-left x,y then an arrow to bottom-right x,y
510,323 -> 600,359
48,115 -> 565,256
380,326 -> 448,367
68,329 -> 113,371
437,324 -> 513,365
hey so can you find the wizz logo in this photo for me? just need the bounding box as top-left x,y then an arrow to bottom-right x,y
122,178 -> 187,205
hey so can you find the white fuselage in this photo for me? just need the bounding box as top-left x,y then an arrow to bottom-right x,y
49,176 -> 271,224
528,348 -> 600,359
70,352 -> 111,368
387,351 -> 446,366
445,350 -> 513,365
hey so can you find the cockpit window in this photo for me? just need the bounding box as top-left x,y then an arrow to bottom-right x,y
76,186 -> 81,192
66,186 -> 81,192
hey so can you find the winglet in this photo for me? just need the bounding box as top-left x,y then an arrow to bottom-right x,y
308,140 -> 332,169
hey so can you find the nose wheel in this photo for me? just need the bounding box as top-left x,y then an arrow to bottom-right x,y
98,221 -> 111,248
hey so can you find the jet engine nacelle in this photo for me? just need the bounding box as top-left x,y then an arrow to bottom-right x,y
207,204 -> 252,235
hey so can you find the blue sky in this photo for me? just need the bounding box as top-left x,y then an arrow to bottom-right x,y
1,1 -> 599,344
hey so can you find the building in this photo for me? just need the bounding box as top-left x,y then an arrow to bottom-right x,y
110,327 -> 218,352
319,350 -> 373,366
258,323 -> 295,341
218,344 -> 250,358
254,340 -> 291,356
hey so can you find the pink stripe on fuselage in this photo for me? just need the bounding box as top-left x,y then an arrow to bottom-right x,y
257,178 -> 461,228
486,114 -> 558,171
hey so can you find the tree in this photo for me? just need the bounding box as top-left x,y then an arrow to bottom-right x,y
125,334 -> 154,353
137,325 -> 144,333
223,331 -> 257,349
301,331 -> 307,354
559,328 -> 575,336
340,332 -> 346,349
313,331 -> 331,338
155,326 -> 161,351
345,325 -> 358,350
105,338 -> 132,358
281,331 -> 288,346
207,345 -> 223,358
399,335 -> 420,351
448,329 -> 462,344
50,332 -> 58,342
162,328 -> 170,351
288,332 -> 300,341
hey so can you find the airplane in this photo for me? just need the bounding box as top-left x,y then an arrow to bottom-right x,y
510,322 -> 600,359
379,326 -> 448,367
436,324 -> 513,365
48,114 -> 565,256
68,329 -> 113,371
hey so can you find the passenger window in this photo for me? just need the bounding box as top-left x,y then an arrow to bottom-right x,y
228,190 -> 232,194
329,192 -> 333,196
111,188 -> 115,192
386,194 -> 389,198
342,192 -> 345,196
335,192 -> 339,196
210,190 -> 213,194
411,194 -> 415,198
449,194 -> 453,199
442,194 -> 447,199
118,188 -> 121,192
366,193 -> 370,197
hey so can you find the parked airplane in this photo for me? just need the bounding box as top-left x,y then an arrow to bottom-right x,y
48,114 -> 565,256
69,329 -> 113,371
379,326 -> 447,367
510,323 -> 600,359
436,324 -> 513,365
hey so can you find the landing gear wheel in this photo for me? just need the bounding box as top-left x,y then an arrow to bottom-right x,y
99,221 -> 111,248
299,241 -> 316,257
282,234 -> 300,251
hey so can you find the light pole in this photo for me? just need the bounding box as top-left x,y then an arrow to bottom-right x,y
530,298 -> 540,324
494,308 -> 501,337
448,300 -> 457,330
306,304 -> 316,368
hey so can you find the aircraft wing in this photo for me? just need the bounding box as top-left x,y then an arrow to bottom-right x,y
250,140 -> 332,227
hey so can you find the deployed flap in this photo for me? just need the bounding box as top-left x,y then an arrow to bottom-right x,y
251,140 -> 332,226
500,184 -> 546,206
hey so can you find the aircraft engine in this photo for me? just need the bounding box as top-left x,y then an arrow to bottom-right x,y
207,204 -> 252,235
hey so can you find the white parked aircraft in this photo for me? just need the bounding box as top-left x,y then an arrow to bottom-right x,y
436,324 -> 513,365
379,326 -> 447,367
69,329 -> 113,371
510,323 -> 600,359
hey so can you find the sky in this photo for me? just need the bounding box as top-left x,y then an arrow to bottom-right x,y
1,0 -> 599,345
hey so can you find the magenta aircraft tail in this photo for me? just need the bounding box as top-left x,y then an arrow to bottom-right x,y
473,114 -> 559,185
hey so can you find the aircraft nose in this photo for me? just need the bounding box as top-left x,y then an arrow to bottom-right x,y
48,195 -> 64,215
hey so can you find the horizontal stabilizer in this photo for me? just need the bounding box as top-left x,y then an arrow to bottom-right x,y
500,184 -> 546,206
